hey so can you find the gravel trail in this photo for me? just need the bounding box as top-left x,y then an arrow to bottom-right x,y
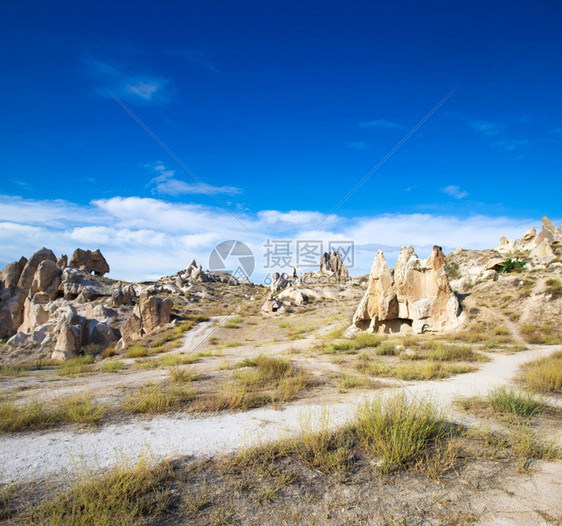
0,345 -> 559,484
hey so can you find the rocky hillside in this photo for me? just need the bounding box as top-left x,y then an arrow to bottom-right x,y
1,216 -> 560,363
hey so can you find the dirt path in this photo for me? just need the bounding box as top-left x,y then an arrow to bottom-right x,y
1,345 -> 559,485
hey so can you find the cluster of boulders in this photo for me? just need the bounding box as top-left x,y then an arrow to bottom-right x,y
0,247 -> 177,360
496,216 -> 561,265
348,246 -> 460,335
261,252 -> 351,313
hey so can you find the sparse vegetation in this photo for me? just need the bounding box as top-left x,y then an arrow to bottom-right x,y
57,355 -> 95,376
358,359 -> 476,380
519,351 -> 562,393
355,393 -> 453,473
0,393 -> 106,433
31,455 -> 175,525
498,257 -> 527,273
520,323 -> 562,345
125,383 -> 195,414
487,387 -> 544,420
98,359 -> 126,373
545,278 -> 562,298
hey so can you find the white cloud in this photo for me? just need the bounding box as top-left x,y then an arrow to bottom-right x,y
0,195 -> 542,283
146,163 -> 241,196
441,185 -> 469,199
83,57 -> 170,104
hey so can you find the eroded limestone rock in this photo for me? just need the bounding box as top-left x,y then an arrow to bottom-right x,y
70,248 -> 110,276
349,246 -> 460,335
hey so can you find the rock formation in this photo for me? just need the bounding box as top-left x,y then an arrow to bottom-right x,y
261,295 -> 283,313
319,251 -> 350,281
348,246 -> 460,334
119,293 -> 173,345
496,216 -> 561,264
69,248 -> 110,276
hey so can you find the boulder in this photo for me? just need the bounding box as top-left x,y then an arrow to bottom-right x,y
261,295 -> 283,313
530,239 -> 558,264
348,246 -> 460,335
1,257 -> 28,289
139,293 -> 173,333
20,293 -> 50,333
83,319 -> 118,349
17,247 -> 57,291
7,331 -> 27,346
31,260 -> 62,299
52,320 -> 82,360
69,248 -> 110,276
120,313 -> 143,343
278,287 -> 306,306
111,283 -> 136,307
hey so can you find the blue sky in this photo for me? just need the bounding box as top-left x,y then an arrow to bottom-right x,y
0,1 -> 560,281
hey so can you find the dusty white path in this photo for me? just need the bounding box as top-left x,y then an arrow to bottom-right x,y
0,346 -> 559,484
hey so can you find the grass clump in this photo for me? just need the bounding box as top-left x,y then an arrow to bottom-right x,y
519,350 -> 562,393
32,456 -> 174,525
169,366 -> 203,383
124,346 -> 151,359
58,355 -> 95,376
423,342 -> 486,362
0,393 -> 106,433
354,393 -> 452,473
193,355 -> 313,413
360,360 -> 476,381
487,387 -> 544,420
337,374 -> 379,391
98,359 -> 125,373
520,323 -> 562,345
125,384 -> 195,414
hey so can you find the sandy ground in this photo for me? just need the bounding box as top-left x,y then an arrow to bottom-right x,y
1,345 -> 559,486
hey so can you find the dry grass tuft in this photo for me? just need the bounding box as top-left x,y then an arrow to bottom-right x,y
519,350 -> 562,393
355,393 -> 453,473
0,393 -> 106,433
31,456 -> 174,525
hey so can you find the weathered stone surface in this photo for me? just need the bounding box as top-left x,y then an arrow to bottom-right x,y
530,239 -> 557,264
496,216 -> 561,254
83,319 -> 118,349
20,293 -> 50,333
261,295 -> 283,313
52,320 -> 82,360
191,265 -> 207,282
1,257 -> 27,289
111,283 -> 136,307
7,331 -> 27,346
120,313 -> 143,343
278,287 -> 306,306
320,251 -> 350,280
349,246 -> 460,335
139,293 -> 173,333
70,248 -> 110,276
31,260 -> 62,299
17,248 -> 57,291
